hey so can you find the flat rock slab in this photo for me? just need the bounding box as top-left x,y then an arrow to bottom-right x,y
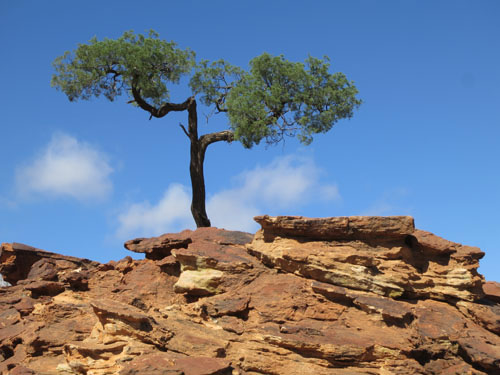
483,281 -> 500,303
254,215 -> 415,241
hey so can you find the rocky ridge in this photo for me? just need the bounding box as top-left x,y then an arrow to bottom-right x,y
0,216 -> 499,374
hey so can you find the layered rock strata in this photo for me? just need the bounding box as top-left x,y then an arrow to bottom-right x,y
250,215 -> 485,302
0,216 -> 499,375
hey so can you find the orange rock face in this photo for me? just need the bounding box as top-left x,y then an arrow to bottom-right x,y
0,216 -> 499,374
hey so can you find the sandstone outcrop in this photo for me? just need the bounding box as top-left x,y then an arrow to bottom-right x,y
1,216 -> 499,374
249,216 -> 485,302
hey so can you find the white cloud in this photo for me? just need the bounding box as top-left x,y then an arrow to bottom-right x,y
16,133 -> 113,201
208,155 -> 340,231
232,156 -> 320,207
116,184 -> 193,238
116,155 -> 340,238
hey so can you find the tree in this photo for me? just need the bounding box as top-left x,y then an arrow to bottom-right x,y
52,30 -> 361,228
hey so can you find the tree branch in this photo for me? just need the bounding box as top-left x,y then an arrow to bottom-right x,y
200,130 -> 235,153
131,82 -> 193,119
131,85 -> 158,116
158,96 -> 193,117
215,99 -> 228,113
179,123 -> 190,138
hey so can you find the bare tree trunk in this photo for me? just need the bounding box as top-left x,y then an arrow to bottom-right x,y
187,99 -> 211,227
132,88 -> 235,228
190,142 -> 211,227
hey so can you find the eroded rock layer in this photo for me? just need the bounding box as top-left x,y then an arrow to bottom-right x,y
1,216 -> 499,375
249,216 -> 486,302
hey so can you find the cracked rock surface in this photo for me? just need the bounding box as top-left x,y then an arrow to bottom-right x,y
1,217 -> 499,374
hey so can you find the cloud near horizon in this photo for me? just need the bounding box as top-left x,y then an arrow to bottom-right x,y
116,155 -> 340,238
16,133 -> 113,201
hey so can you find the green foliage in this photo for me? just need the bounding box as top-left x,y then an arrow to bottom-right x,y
225,53 -> 362,147
52,30 -> 361,148
51,30 -> 195,107
189,59 -> 243,111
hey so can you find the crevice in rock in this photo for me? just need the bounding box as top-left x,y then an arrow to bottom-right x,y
0,345 -> 14,361
160,263 -> 181,277
407,347 -> 446,366
241,366 -> 277,375
210,367 -> 233,375
184,294 -> 202,304
215,347 -> 227,358
130,297 -> 148,312
405,235 -> 417,249
366,265 -> 381,276
139,320 -> 153,332
227,306 -> 251,321
382,312 -> 415,328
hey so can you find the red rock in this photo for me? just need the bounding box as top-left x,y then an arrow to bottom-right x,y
13,297 -> 35,316
173,226 -> 253,246
457,329 -> 500,372
119,354 -> 184,375
202,295 -> 250,318
174,356 -> 232,375
155,255 -> 180,276
124,232 -> 192,260
58,269 -> 90,290
91,299 -> 151,324
1,217 -> 498,374
124,227 -> 253,261
23,280 -> 65,296
424,359 -> 483,375
8,366 -> 38,375
254,215 -> 415,240
0,320 -> 26,343
0,242 -> 98,285
0,307 -> 20,328
412,229 -> 485,259
249,217 -> 485,302
119,352 -> 231,375
483,281 -> 500,302
311,280 -> 414,325
26,259 -> 58,281
114,255 -> 135,273
456,300 -> 500,335
166,228 -> 262,297
89,298 -> 173,349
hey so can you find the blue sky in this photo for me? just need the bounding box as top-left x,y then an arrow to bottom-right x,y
1,1 -> 499,281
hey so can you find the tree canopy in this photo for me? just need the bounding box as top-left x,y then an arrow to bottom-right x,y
52,30 -> 361,227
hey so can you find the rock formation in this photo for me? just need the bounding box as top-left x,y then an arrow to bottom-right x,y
0,216 -> 499,374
